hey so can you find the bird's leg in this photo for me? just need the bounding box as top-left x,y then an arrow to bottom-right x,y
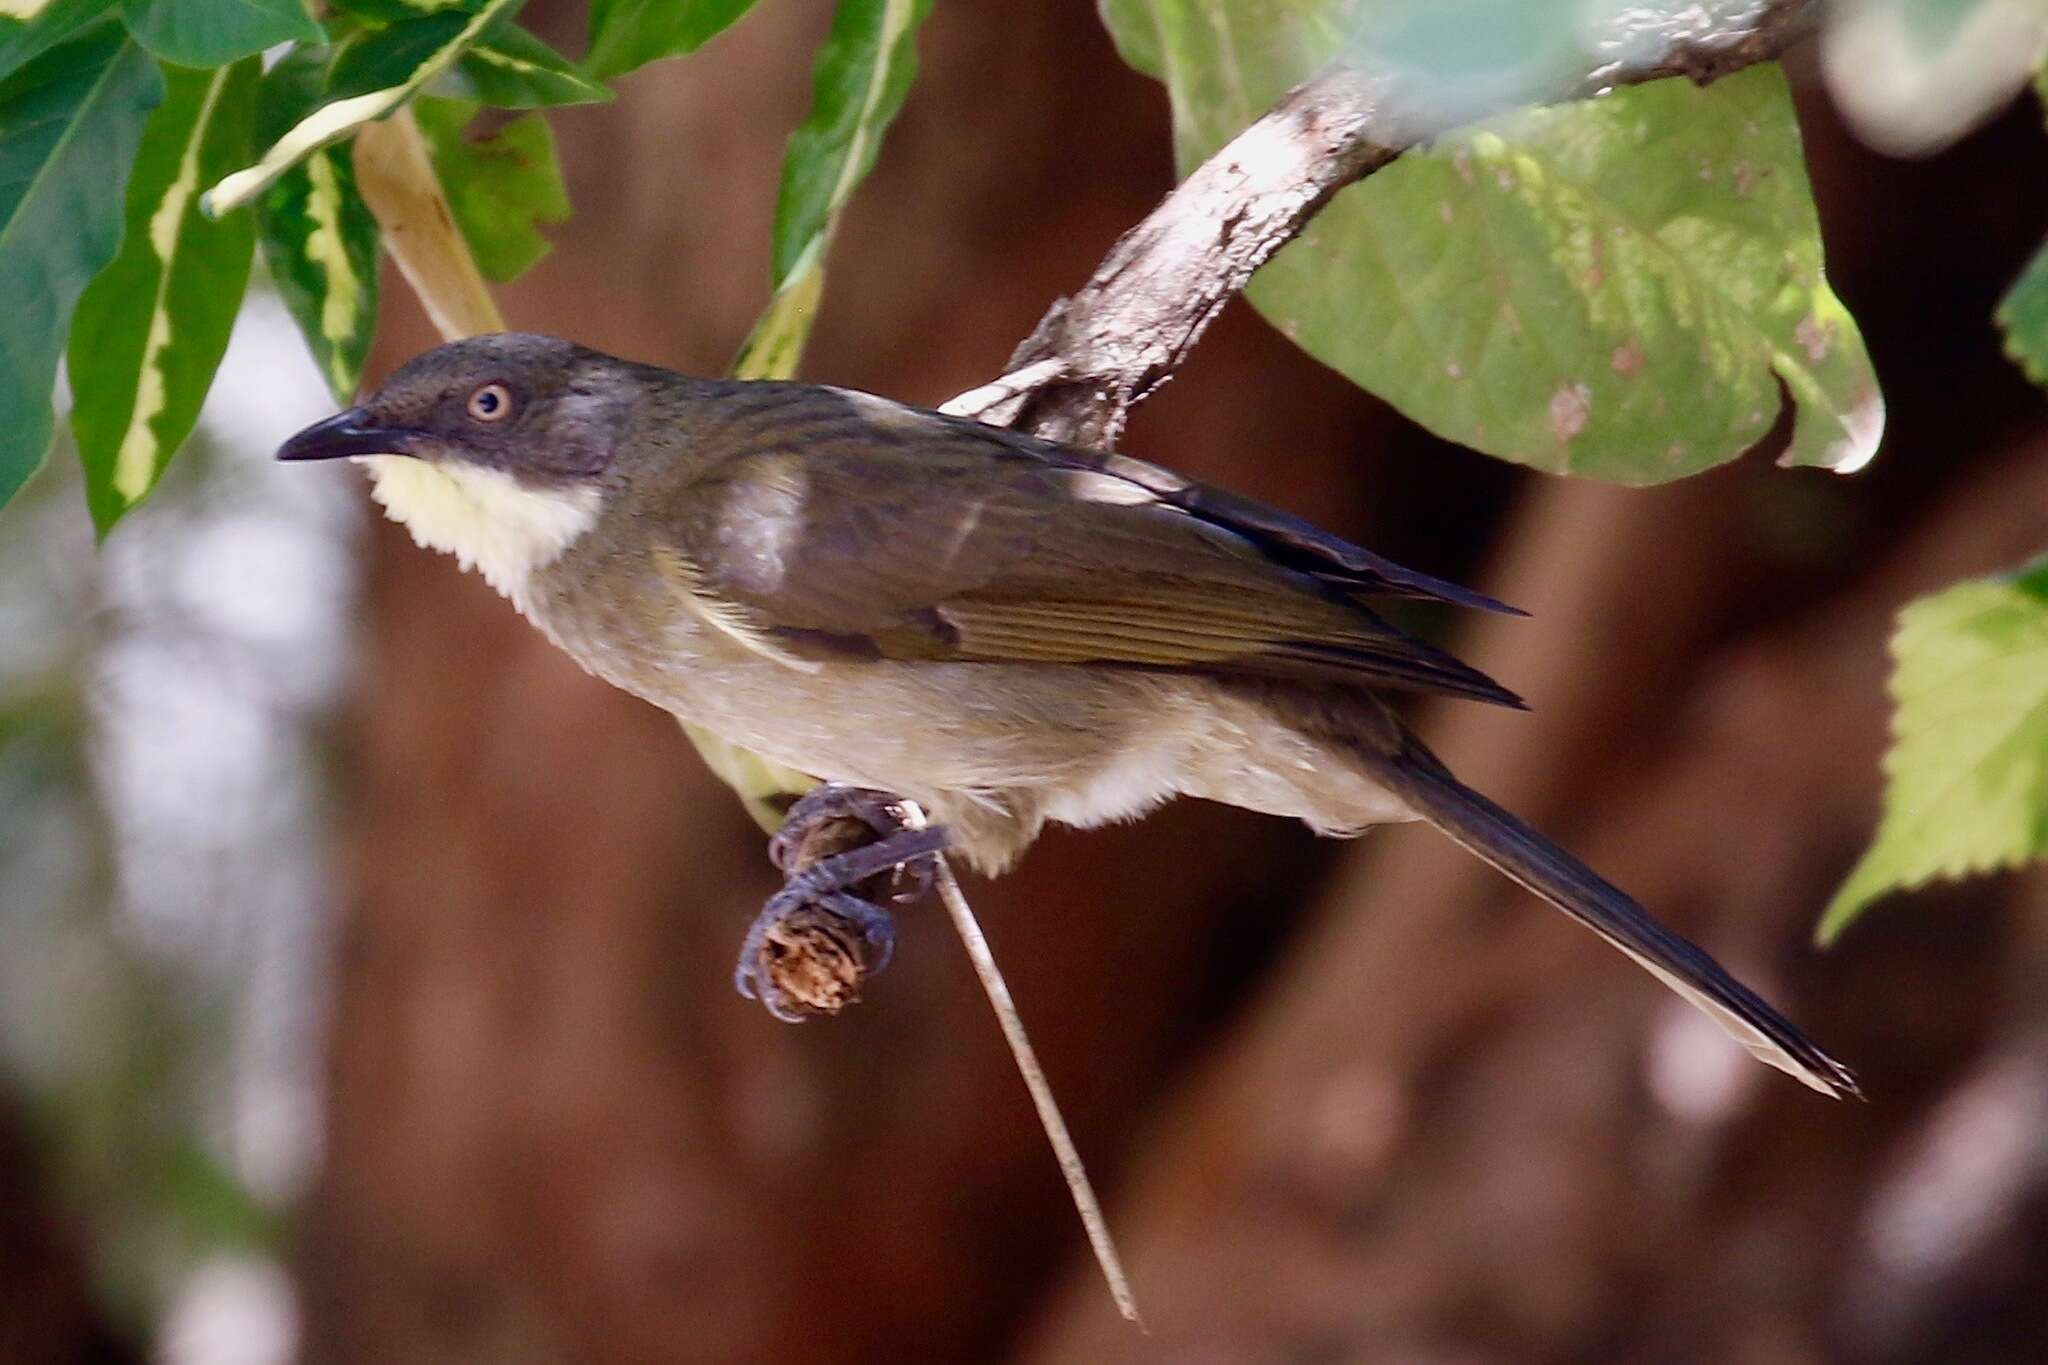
767,784 -> 938,904
736,787 -> 948,1020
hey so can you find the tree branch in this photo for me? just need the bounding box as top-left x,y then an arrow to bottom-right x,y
946,0 -> 1820,447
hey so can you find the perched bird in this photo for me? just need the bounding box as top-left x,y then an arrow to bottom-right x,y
279,332 -> 1856,1097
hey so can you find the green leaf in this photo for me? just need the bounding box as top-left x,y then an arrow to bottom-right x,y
0,0 -> 113,85
253,42 -> 379,400
119,0 -> 320,68
413,96 -> 567,281
585,0 -> 754,81
1998,238 -> 2048,388
437,21 -> 610,108
0,22 -> 162,509
1820,558 -> 2048,943
331,0 -> 486,19
1096,0 -> 1163,80
733,0 -> 931,380
1994,78 -> 2048,387
199,0 -> 520,216
1102,4 -> 1885,485
69,57 -> 258,534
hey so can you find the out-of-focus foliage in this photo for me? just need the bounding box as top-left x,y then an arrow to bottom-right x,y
119,0 -> 319,68
1822,558 -> 2048,942
1996,70 -> 2048,385
1099,1 -> 1884,484
415,97 -> 570,282
70,58 -> 259,535
1,296 -> 351,1331
2001,242 -> 2048,385
0,0 -> 116,82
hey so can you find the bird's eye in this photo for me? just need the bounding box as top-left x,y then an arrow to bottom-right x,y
468,383 -> 512,422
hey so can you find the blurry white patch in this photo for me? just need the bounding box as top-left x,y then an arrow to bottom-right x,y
1647,993 -> 1758,1125
157,1256 -> 298,1365
1859,1048 -> 2046,1282
1823,0 -> 2048,155
360,456 -> 600,611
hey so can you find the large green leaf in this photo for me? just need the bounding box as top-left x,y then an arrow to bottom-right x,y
0,22 -> 162,508
1820,559 -> 2048,942
439,21 -> 610,108
1101,2 -> 1885,485
733,0 -> 932,380
0,0 -> 113,84
69,57 -> 258,534
585,0 -> 754,81
119,0 -> 320,68
414,96 -> 567,281
253,43 -> 379,401
199,0 -> 520,216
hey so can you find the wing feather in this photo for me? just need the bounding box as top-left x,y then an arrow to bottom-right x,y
661,385 -> 1521,705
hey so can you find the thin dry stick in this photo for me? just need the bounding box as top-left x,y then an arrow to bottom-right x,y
931,853 -> 1142,1326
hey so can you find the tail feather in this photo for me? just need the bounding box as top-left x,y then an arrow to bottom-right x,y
1361,740 -> 1859,1099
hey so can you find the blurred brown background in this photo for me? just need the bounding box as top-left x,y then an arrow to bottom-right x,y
6,2 -> 2047,1362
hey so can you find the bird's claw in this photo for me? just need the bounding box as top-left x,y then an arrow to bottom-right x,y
733,887 -> 900,1021
735,793 -> 947,1021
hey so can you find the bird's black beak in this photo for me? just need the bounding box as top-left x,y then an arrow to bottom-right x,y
276,408 -> 424,462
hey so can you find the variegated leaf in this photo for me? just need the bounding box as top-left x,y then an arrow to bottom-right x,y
255,44 -> 379,402
0,0 -> 113,84
731,0 -> 931,380
0,21 -> 161,509
70,56 -> 259,532
200,0 -> 521,217
442,21 -> 610,108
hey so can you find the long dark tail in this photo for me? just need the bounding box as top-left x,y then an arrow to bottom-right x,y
1355,734 -> 1859,1098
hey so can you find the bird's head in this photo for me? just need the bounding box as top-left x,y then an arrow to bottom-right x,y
276,333 -> 646,604
276,331 -> 634,481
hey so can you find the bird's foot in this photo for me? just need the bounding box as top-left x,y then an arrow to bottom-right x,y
767,785 -> 938,905
736,791 -> 947,1020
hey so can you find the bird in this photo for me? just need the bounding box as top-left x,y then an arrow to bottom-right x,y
277,331 -> 1857,1097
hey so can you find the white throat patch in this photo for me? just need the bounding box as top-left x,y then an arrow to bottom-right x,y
359,456 -> 601,610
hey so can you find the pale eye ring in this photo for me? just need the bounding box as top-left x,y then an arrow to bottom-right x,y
468,382 -> 512,421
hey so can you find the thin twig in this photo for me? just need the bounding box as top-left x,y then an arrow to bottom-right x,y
931,854 -> 1142,1326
